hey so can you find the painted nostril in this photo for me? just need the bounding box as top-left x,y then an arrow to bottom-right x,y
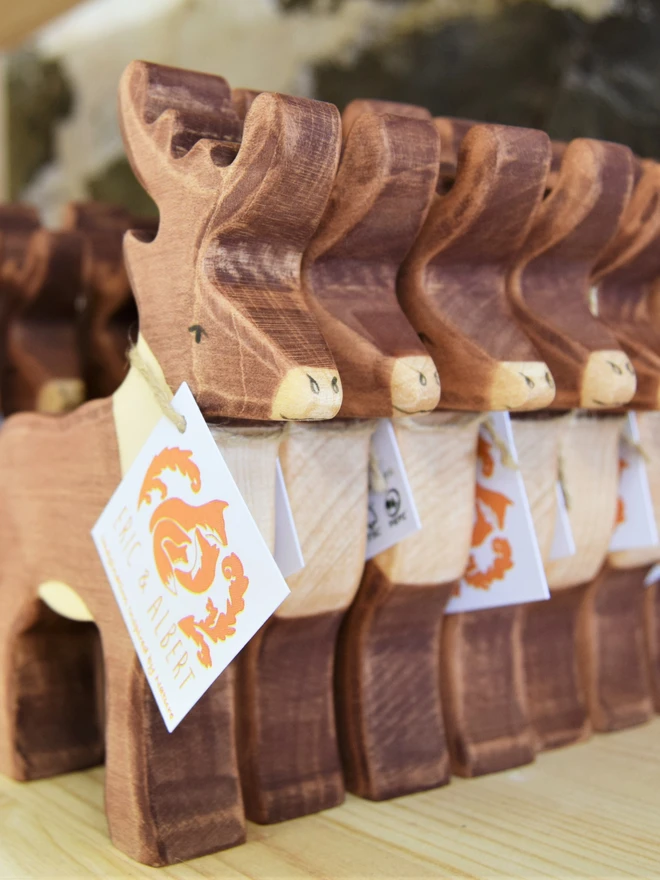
521,373 -> 535,389
607,361 -> 622,376
419,373 -> 427,387
331,376 -> 340,394
545,371 -> 554,387
307,374 -> 320,395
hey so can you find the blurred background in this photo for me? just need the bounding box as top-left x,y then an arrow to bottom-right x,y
1,0 -> 659,223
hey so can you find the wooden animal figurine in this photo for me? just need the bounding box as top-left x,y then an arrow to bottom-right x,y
409,117 -> 556,778
234,94 -> 440,823
0,208 -> 108,780
2,225 -> 85,415
62,201 -> 155,399
574,159 -> 660,732
516,138 -> 636,751
335,111 -> 553,799
0,60 -> 344,866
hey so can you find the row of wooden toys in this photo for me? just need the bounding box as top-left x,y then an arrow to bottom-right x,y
0,59 -> 659,867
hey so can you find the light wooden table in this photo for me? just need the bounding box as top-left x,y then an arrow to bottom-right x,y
1,719 -> 659,878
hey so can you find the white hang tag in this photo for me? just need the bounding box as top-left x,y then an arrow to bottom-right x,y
365,419 -> 421,560
92,383 -> 290,732
549,481 -> 576,561
274,458 -> 305,579
609,413 -> 659,553
644,563 -> 660,588
446,412 -> 549,614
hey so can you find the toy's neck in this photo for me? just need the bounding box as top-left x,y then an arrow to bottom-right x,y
112,333 -> 172,476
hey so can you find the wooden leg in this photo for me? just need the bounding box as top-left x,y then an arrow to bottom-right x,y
12,602 -> 104,780
335,561 -> 452,800
584,566 -> 653,731
441,606 -> 534,777
236,611 -> 345,824
645,582 -> 660,713
103,652 -> 245,866
523,585 -> 592,751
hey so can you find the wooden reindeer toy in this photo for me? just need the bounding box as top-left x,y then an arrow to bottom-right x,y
334,110 -> 555,800
577,158 -> 660,732
414,117 -> 560,779
514,138 -> 637,751
63,201 -> 155,399
232,91 -> 440,824
0,207 -> 111,781
0,60 -> 346,866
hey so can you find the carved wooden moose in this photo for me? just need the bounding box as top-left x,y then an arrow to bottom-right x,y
0,60 -> 346,866
232,93 -> 441,823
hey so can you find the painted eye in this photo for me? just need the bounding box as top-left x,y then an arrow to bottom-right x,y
625,361 -> 635,374
546,372 -> 554,387
308,375 -> 320,394
419,373 -> 427,387
434,371 -> 440,385
607,361 -> 622,376
522,374 -> 535,389
331,376 -> 340,394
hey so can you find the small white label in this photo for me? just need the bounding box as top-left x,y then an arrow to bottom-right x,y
549,481 -> 576,561
446,412 -> 549,614
609,413 -> 659,552
92,383 -> 290,732
644,563 -> 660,588
274,458 -> 305,579
365,419 -> 421,560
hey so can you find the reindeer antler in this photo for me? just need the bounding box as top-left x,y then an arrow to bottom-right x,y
398,121 -> 555,412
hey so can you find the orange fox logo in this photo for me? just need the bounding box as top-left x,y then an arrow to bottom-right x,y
138,447 -> 249,668
463,436 -> 514,590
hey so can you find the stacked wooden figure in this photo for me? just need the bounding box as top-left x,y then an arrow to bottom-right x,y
0,59 -> 658,866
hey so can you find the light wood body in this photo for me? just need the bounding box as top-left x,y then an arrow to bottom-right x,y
0,62 -> 349,866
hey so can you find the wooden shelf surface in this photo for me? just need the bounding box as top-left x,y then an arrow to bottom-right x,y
1,718 -> 659,878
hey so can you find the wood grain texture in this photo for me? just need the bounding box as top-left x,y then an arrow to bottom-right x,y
4,722 -> 660,879
523,414 -> 623,751
119,60 -> 342,421
442,415 -> 568,778
398,122 -> 556,412
62,201 -> 154,399
508,138 -> 636,409
582,565 -> 653,731
301,100 -> 441,419
336,415 -> 480,799
593,161 -> 660,410
236,422 -> 374,823
646,583 -> 660,713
